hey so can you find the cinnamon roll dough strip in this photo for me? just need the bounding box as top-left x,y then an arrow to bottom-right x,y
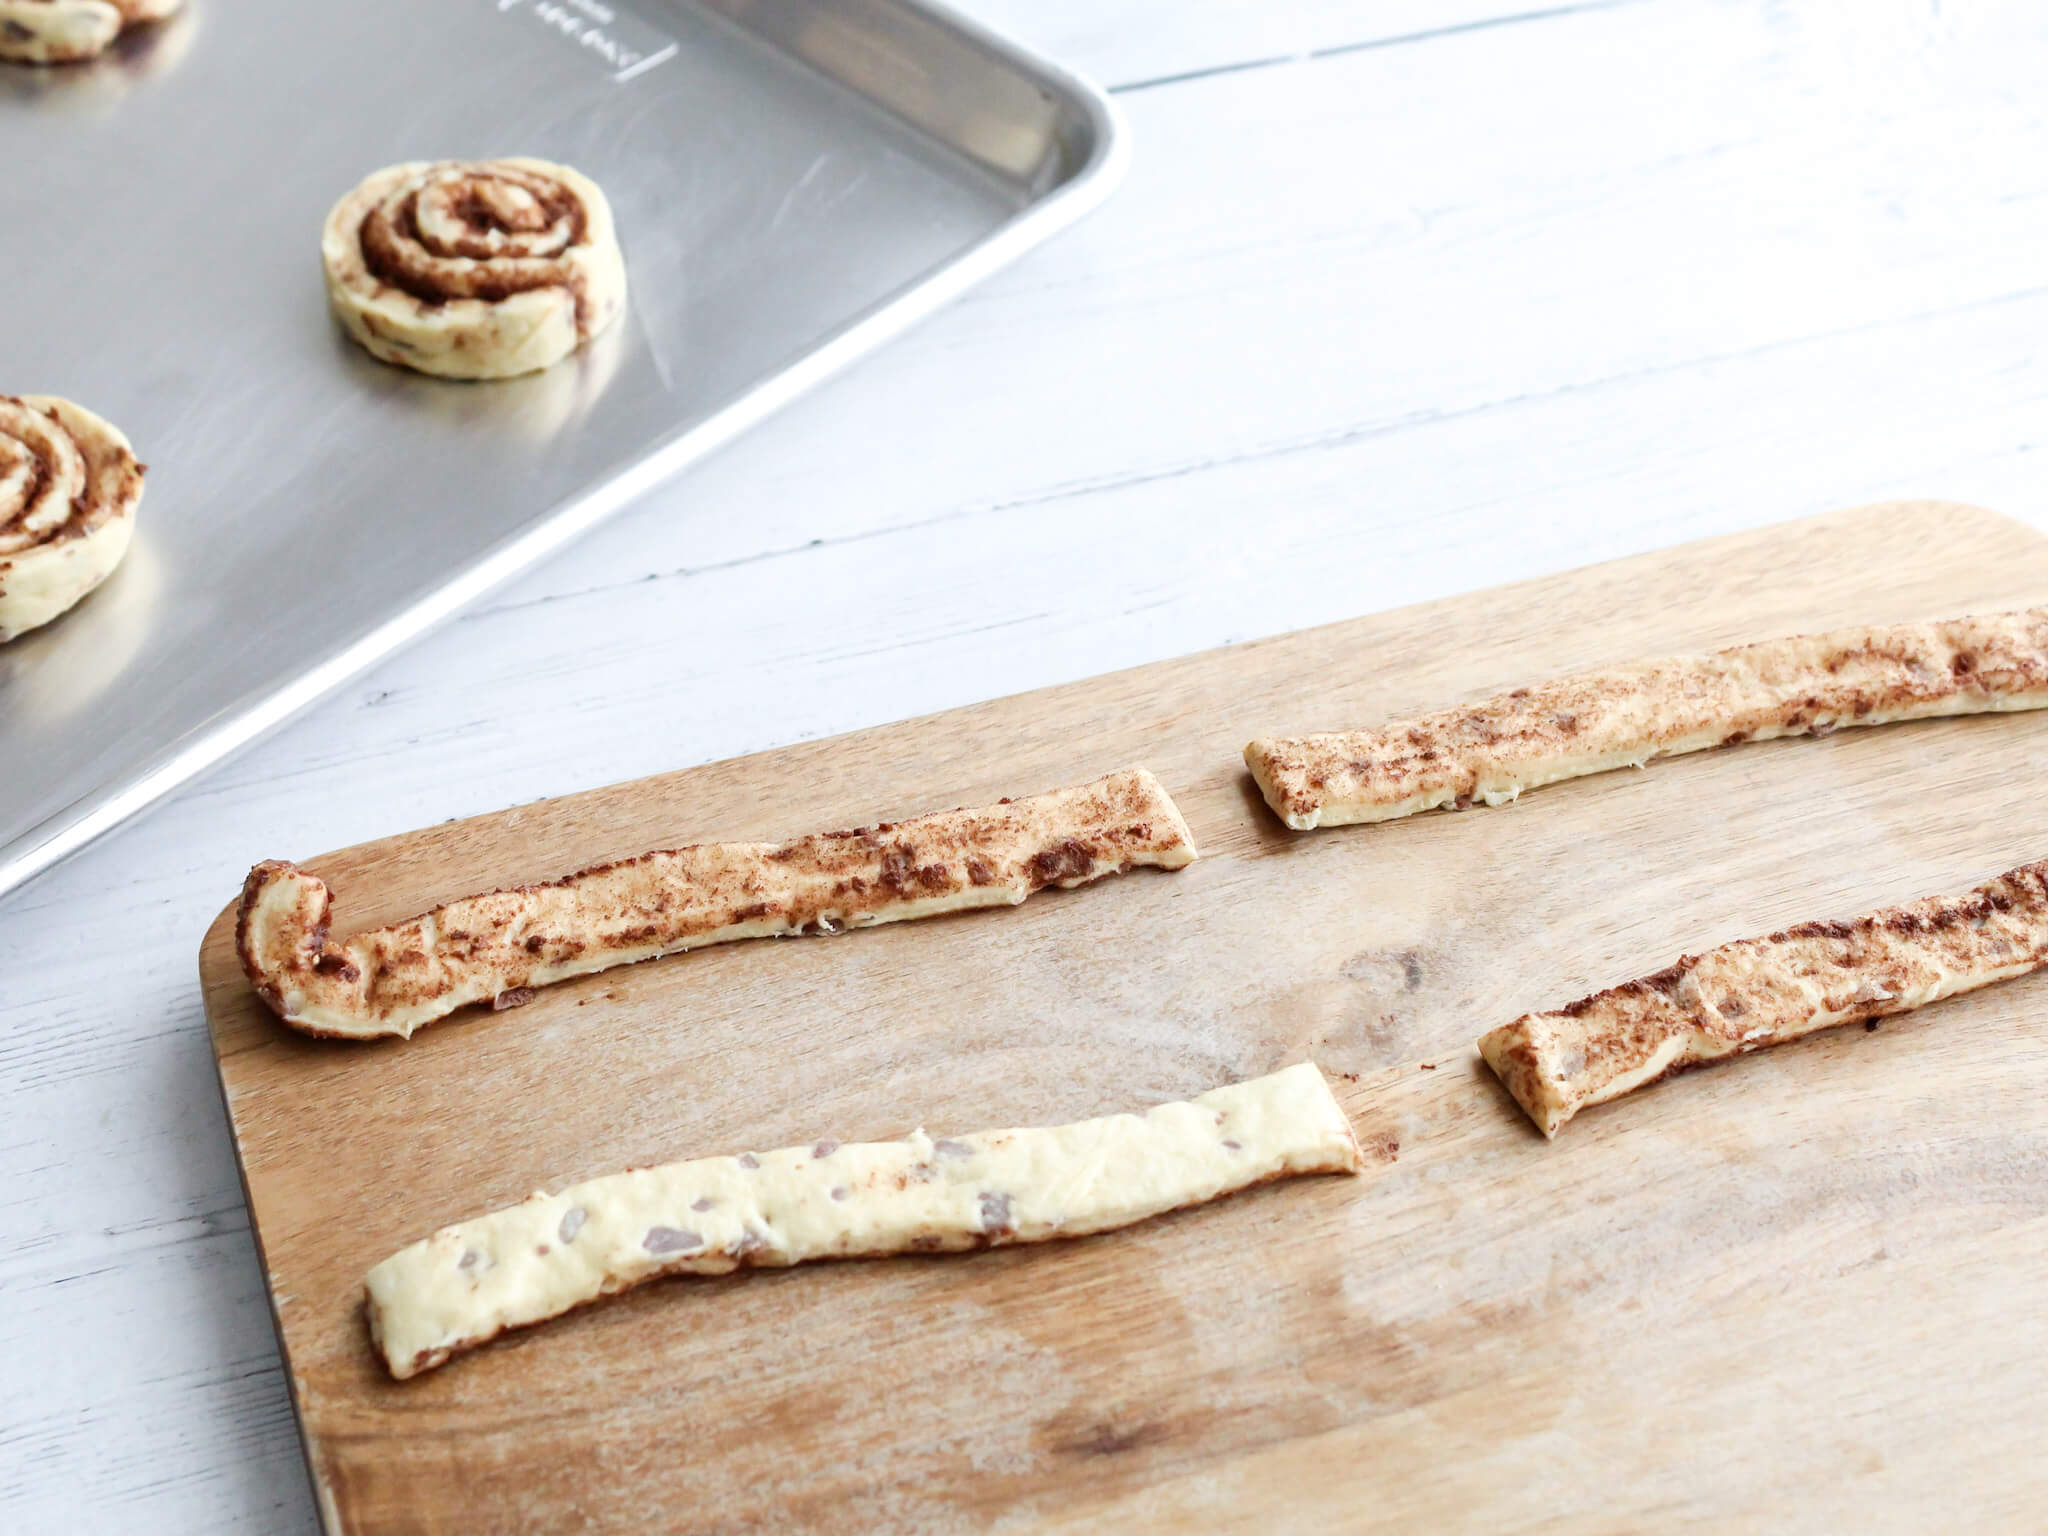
0,0 -> 178,65
0,395 -> 144,641
237,768 -> 1197,1040
1479,858 -> 2048,1137
366,1062 -> 1362,1379
321,158 -> 628,379
1246,611 -> 2048,830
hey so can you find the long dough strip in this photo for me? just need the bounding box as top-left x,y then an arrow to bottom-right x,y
1246,610 -> 2048,830
1479,858 -> 2048,1137
237,768 -> 1196,1040
366,1062 -> 1363,1378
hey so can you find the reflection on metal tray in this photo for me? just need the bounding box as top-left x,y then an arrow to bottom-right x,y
0,0 -> 1123,900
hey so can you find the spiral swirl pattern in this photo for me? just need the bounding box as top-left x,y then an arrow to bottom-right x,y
0,0 -> 180,65
0,396 -> 143,642
322,159 -> 628,380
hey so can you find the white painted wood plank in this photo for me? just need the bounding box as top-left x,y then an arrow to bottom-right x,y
6,2 -> 2048,1530
0,1238 -> 304,1522
459,0 -> 2048,612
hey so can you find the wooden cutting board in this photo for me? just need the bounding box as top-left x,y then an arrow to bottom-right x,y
201,502 -> 2048,1534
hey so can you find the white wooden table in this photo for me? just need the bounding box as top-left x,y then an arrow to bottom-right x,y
6,1 -> 2046,1527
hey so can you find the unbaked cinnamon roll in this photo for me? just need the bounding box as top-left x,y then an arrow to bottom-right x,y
321,158 -> 629,381
0,396 -> 144,642
0,0 -> 180,65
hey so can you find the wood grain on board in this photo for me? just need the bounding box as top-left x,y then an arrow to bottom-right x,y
201,502 -> 2048,1534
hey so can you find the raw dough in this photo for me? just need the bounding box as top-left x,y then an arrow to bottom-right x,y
0,0 -> 178,65
238,767 -> 1198,1039
366,1062 -> 1362,1378
321,158 -> 628,379
1479,857 -> 2048,1136
0,395 -> 143,641
1246,611 -> 2048,830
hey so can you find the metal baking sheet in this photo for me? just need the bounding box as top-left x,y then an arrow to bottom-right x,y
0,0 -> 1123,900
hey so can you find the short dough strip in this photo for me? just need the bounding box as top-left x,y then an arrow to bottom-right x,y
237,768 -> 1196,1039
1246,610 -> 2048,830
366,1062 -> 1362,1378
1479,858 -> 2048,1137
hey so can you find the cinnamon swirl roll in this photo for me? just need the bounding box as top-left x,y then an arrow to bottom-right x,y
321,159 -> 629,380
0,0 -> 180,65
0,396 -> 144,642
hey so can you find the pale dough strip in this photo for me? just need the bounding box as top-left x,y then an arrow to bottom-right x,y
1479,858 -> 2048,1137
366,1062 -> 1362,1378
237,768 -> 1196,1040
1246,610 -> 2048,830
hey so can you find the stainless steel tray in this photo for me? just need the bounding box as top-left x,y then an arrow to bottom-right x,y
0,0 -> 1123,900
